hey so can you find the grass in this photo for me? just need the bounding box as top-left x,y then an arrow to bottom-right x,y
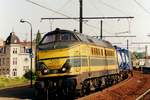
0,76 -> 29,89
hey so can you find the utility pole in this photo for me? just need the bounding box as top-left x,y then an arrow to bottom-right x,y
127,39 -> 129,49
79,0 -> 83,33
20,19 -> 33,88
100,20 -> 103,39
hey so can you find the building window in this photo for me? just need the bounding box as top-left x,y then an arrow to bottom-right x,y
12,68 -> 17,76
24,58 -> 28,62
13,58 -> 17,65
0,58 -> 1,66
3,58 -> 5,65
6,58 -> 9,66
20,47 -> 26,53
7,69 -> 9,74
13,48 -> 17,54
23,66 -> 29,73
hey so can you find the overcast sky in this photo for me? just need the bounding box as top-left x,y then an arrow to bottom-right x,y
1,0 -> 150,52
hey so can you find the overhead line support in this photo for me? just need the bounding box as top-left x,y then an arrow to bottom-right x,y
41,16 -> 134,20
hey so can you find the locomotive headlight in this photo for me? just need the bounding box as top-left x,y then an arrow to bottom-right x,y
42,68 -> 50,74
62,67 -> 66,72
43,69 -> 48,73
38,63 -> 49,74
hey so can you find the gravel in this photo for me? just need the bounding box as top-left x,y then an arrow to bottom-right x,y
79,71 -> 150,100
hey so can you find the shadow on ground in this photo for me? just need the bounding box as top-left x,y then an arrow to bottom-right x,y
0,85 -> 36,100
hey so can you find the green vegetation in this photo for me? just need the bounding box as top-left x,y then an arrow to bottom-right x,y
0,76 -> 29,89
36,30 -> 42,45
132,52 -> 145,59
23,70 -> 36,80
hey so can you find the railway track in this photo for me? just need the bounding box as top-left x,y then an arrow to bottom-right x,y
136,89 -> 150,100
78,77 -> 132,100
78,71 -> 150,100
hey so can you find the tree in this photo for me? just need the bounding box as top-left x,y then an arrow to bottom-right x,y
23,70 -> 36,80
132,51 -> 145,59
36,30 -> 42,45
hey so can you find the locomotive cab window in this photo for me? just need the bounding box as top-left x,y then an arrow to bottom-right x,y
38,30 -> 78,50
61,33 -> 70,40
60,32 -> 77,41
40,31 -> 77,44
41,34 -> 56,44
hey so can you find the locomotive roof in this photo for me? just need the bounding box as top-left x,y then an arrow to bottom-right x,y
74,31 -> 113,48
46,29 -> 114,48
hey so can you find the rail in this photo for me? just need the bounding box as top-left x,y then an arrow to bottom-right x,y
136,88 -> 150,100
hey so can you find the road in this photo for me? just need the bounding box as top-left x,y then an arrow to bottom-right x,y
0,85 -> 35,100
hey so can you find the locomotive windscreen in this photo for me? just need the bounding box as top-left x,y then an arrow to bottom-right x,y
38,30 -> 78,50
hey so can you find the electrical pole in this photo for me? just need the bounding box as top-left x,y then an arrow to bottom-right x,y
41,17 -> 134,35
79,0 -> 83,33
100,20 -> 103,39
127,39 -> 129,49
20,19 -> 33,88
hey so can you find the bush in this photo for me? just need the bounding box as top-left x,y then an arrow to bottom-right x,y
23,70 -> 36,80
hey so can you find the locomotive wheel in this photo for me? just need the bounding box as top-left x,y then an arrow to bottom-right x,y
110,75 -> 114,86
80,81 -> 90,96
62,87 -> 69,96
61,79 -> 76,98
93,78 -> 102,91
122,72 -> 128,80
125,73 -> 129,79
114,75 -> 119,84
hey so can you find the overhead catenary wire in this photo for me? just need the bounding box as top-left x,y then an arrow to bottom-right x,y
57,0 -> 73,11
40,0 -> 73,31
88,0 -> 133,36
87,0 -> 115,34
97,0 -> 132,36
87,0 -> 104,16
97,0 -> 129,16
26,0 -> 101,32
133,0 -> 150,15
26,0 -> 74,19
26,0 -> 134,36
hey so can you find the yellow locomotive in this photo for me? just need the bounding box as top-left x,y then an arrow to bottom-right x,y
35,28 -> 124,98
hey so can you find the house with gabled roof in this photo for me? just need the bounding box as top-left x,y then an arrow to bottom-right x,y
0,32 -> 35,77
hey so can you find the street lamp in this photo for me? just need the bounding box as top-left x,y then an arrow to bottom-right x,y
20,19 -> 33,88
